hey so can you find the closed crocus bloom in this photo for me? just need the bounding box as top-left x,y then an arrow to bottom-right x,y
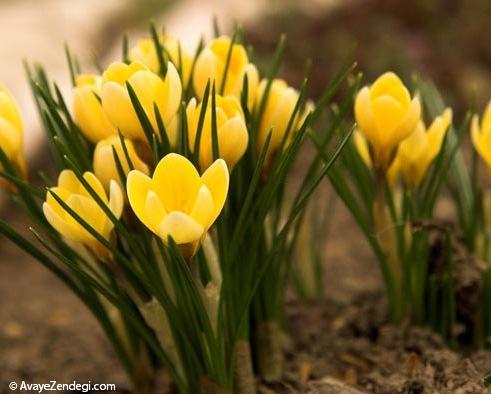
391,108 -> 452,189
186,95 -> 248,170
101,61 -> 182,145
0,84 -> 27,179
93,135 -> 149,191
129,35 -> 192,87
73,75 -> 117,144
355,72 -> 421,171
43,170 -> 124,256
193,36 -> 259,109
255,79 -> 309,157
471,102 -> 491,176
127,153 -> 229,257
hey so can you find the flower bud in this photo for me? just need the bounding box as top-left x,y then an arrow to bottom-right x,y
390,108 -> 452,188
93,135 -> 149,192
193,36 -> 259,110
129,35 -> 192,87
255,79 -> 311,158
43,170 -> 124,257
471,102 -> 491,177
186,95 -> 248,171
101,61 -> 182,145
73,75 -> 117,144
127,153 -> 229,257
0,84 -> 27,180
354,72 -> 421,170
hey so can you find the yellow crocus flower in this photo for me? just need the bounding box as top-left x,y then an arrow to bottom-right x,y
0,83 -> 27,179
471,102 -> 491,176
186,95 -> 248,171
93,135 -> 149,192
255,79 -> 311,158
126,153 -> 229,257
73,75 -> 117,144
354,72 -> 421,171
43,170 -> 124,256
193,36 -> 259,109
101,61 -> 181,145
129,35 -> 192,87
390,108 -> 452,188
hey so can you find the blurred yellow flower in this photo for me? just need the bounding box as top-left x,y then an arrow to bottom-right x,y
93,135 -> 149,192
127,153 -> 229,257
255,79 -> 311,158
354,72 -> 421,170
193,36 -> 259,109
43,170 -> 124,256
390,108 -> 452,188
73,75 -> 117,144
101,61 -> 181,145
129,35 -> 192,87
186,95 -> 248,171
0,84 -> 27,180
471,102 -> 491,176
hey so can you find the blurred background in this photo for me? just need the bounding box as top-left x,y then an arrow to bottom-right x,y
1,0 -> 491,390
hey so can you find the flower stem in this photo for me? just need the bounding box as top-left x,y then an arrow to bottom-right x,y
255,320 -> 283,381
373,171 -> 403,322
234,339 -> 256,394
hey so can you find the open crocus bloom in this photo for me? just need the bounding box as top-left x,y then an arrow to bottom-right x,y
354,72 -> 421,171
390,108 -> 452,188
0,83 -> 27,180
471,101 -> 491,177
126,153 -> 229,257
186,95 -> 248,171
43,170 -> 124,257
101,61 -> 182,145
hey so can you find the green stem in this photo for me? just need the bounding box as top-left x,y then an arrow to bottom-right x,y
373,171 -> 403,322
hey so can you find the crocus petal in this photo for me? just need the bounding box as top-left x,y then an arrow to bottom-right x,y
126,170 -> 153,227
201,159 -> 229,224
354,87 -> 380,149
158,211 -> 204,245
189,185 -> 214,228
370,72 -> 410,107
152,153 -> 201,212
143,190 -> 168,234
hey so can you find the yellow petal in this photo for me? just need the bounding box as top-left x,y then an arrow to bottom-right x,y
354,87 -> 380,149
189,185 -> 214,228
391,97 -> 421,145
215,116 -> 249,170
0,117 -> 21,158
101,81 -> 143,140
370,72 -> 410,107
152,153 -> 201,212
0,85 -> 23,132
158,211 -> 204,245
143,190 -> 168,234
201,159 -> 229,224
127,170 -> 153,228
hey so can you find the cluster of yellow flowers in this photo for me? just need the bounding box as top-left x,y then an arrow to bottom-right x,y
0,35 -> 310,259
354,72 -> 453,189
